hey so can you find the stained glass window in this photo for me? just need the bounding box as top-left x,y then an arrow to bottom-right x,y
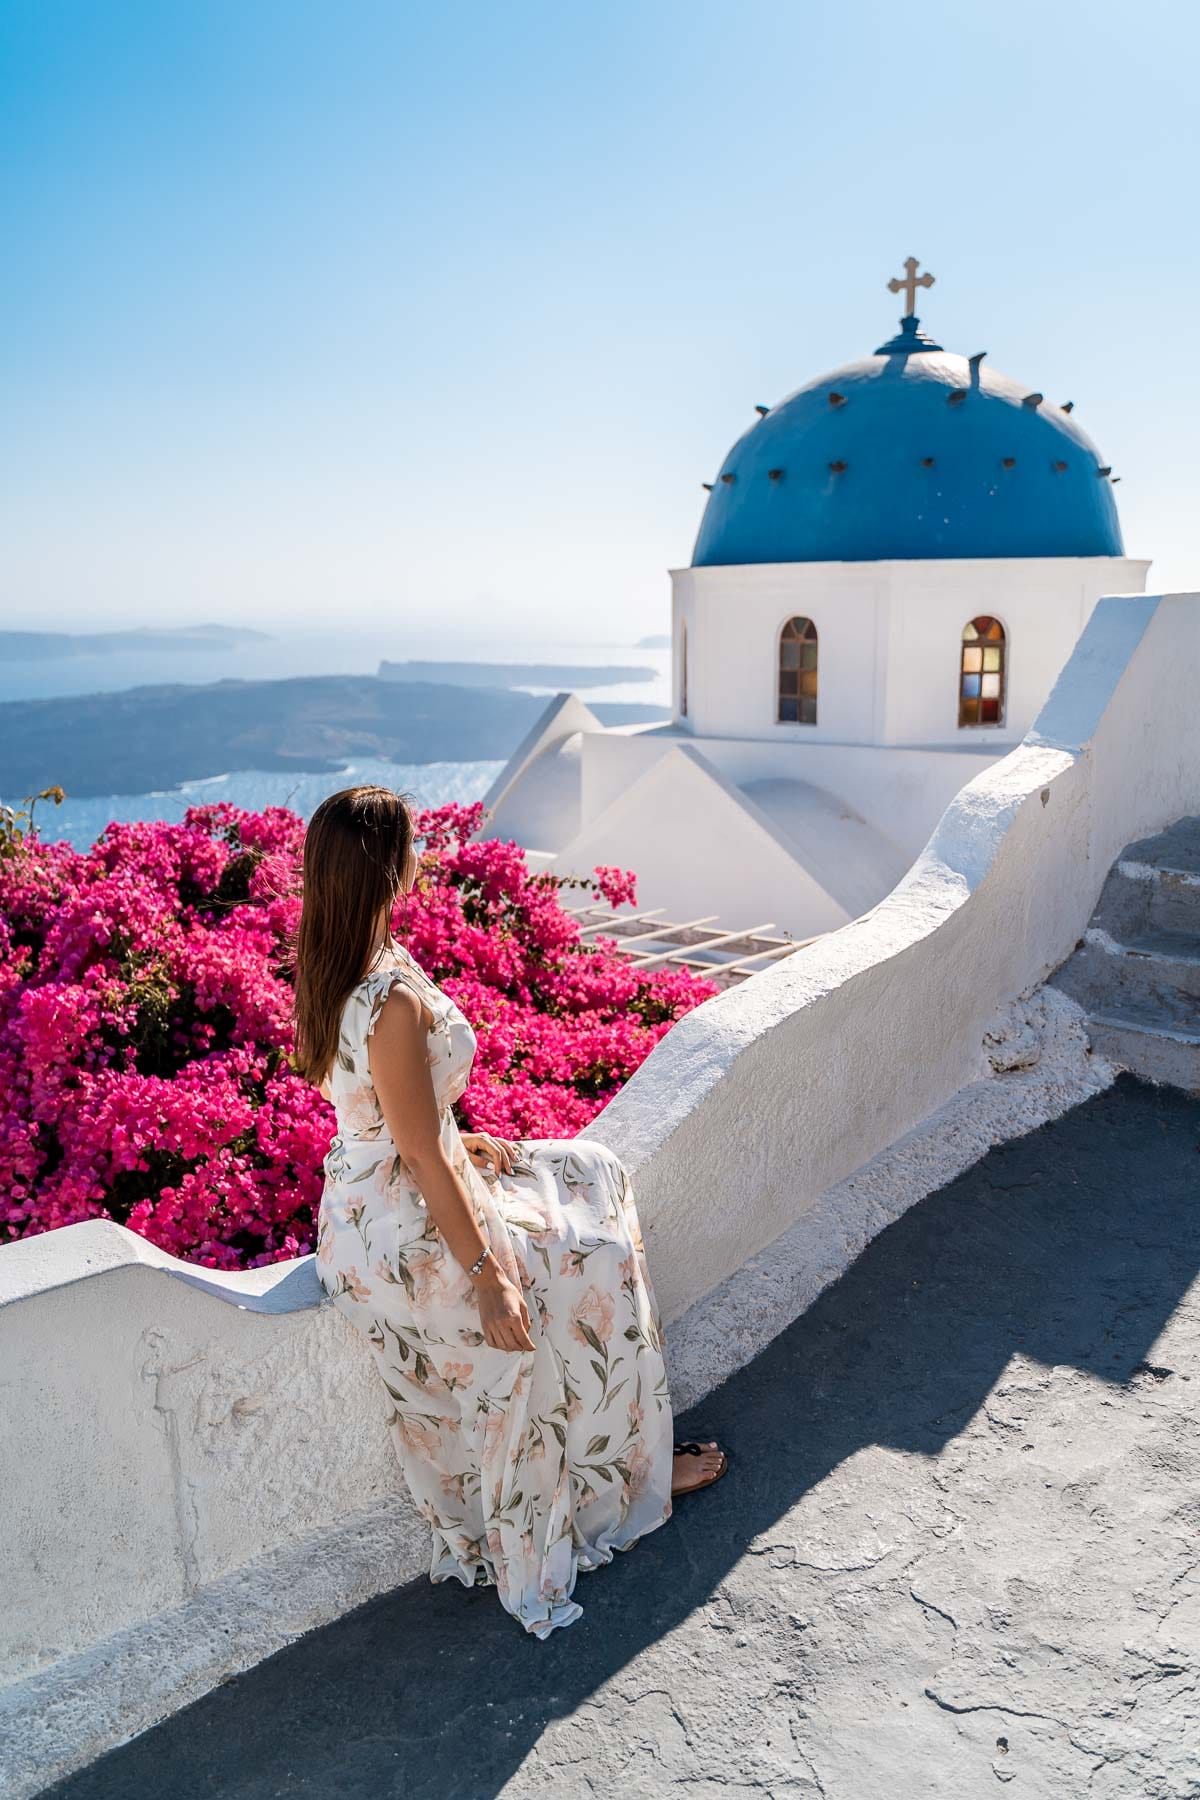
778,616 -> 818,724
959,616 -> 1006,726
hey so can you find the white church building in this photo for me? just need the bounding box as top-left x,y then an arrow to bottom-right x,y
478,262 -> 1149,939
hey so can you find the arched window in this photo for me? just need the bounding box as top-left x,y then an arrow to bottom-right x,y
778,616 -> 818,724
959,616 -> 1006,726
680,621 -> 688,718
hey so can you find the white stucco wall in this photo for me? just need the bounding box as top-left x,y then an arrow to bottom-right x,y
600,590 -> 1195,1320
579,727 -> 997,864
553,743 -> 879,939
0,1238 -> 412,1687
557,727 -> 1009,935
475,559 -> 1151,938
3,590 -> 1197,1797
477,691 -> 604,852
671,555 -> 1149,747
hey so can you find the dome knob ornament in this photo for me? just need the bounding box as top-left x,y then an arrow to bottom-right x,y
875,256 -> 944,355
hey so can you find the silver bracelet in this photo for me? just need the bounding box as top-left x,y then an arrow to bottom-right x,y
468,1244 -> 492,1278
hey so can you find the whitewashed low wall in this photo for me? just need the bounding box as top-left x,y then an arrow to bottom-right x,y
589,593 -> 1200,1328
2,592 -> 1198,1796
0,1227 -> 433,1797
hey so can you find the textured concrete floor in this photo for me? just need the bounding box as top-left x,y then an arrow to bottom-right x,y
41,1076 -> 1200,1800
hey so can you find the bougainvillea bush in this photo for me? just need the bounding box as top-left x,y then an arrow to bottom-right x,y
0,798 -> 717,1270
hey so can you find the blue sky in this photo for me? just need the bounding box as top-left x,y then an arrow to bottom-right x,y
2,0 -> 1197,649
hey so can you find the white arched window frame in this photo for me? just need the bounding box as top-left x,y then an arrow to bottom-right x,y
777,615 -> 818,724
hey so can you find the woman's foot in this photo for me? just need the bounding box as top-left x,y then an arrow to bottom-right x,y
671,1440 -> 727,1495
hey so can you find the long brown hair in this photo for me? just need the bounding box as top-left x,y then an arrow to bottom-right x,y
291,785 -> 417,1085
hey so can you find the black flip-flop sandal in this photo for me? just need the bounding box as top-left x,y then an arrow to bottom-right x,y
672,1439 -> 728,1495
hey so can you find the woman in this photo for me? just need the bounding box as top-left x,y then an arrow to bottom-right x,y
294,785 -> 726,1639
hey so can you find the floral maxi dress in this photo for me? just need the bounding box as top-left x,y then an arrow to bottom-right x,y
314,941 -> 676,1638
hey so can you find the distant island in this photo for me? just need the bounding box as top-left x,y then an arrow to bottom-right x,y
635,634 -> 671,648
1,624 -> 270,661
378,659 -> 655,688
0,676 -> 669,798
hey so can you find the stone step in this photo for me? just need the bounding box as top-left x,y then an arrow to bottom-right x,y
1143,866 -> 1200,936
1087,1012 -> 1200,1096
1123,927 -> 1200,976
1093,860 -> 1200,939
1050,817 -> 1200,1095
1052,928 -> 1200,1031
1120,815 -> 1200,877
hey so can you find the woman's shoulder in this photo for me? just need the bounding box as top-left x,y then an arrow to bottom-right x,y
354,943 -> 445,1039
339,944 -> 409,1022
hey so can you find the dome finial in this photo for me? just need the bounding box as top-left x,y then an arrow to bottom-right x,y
887,255 -> 935,318
875,256 -> 943,355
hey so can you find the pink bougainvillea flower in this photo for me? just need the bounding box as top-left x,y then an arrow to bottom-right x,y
0,798 -> 718,1269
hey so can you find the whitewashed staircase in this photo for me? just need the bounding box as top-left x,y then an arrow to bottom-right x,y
1050,817 -> 1200,1094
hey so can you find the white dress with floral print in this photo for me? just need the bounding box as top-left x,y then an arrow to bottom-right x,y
314,940 -> 675,1638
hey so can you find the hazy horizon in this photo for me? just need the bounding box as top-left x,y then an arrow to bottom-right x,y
0,620 -> 673,704
0,616 -> 670,650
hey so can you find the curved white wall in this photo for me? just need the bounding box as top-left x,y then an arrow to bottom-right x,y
608,590 -> 1192,1318
2,590 -> 1197,1797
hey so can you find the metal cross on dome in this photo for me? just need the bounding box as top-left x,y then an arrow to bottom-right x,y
887,257 -> 935,317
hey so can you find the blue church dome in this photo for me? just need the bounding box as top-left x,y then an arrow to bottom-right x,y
692,288 -> 1124,568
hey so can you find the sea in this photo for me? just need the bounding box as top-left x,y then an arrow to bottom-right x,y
1,628 -> 671,850
30,758 -> 508,851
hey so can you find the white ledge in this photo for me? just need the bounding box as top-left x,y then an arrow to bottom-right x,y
0,1217 -> 325,1315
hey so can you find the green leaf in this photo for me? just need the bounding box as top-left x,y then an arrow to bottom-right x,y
585,1434 -> 610,1457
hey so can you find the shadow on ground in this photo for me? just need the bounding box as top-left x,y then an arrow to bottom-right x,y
41,1076 -> 1200,1799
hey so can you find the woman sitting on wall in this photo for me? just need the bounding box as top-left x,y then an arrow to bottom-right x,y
292,785 -> 726,1639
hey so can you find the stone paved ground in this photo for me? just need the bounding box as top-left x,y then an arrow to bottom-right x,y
42,1077 -> 1200,1800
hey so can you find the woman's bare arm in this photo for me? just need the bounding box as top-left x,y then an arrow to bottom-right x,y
367,983 -> 534,1351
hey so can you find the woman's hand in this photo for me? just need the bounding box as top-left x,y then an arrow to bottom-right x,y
462,1131 -> 519,1176
473,1261 -> 535,1352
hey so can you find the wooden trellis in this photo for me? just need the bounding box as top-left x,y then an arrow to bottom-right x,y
561,902 -> 814,988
